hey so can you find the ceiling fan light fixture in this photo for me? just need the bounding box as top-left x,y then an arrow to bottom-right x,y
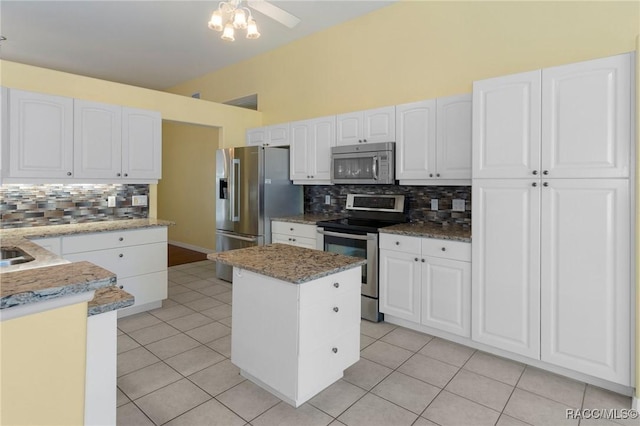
221,22 -> 236,41
232,9 -> 248,29
208,9 -> 224,31
246,17 -> 260,39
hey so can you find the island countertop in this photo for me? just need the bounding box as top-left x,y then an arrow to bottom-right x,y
208,243 -> 366,284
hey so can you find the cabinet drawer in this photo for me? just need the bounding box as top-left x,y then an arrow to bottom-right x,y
299,289 -> 360,354
118,271 -> 168,308
272,221 -> 317,239
62,227 -> 167,254
379,233 -> 421,254
299,268 -> 361,308
64,242 -> 166,278
421,238 -> 471,262
272,233 -> 316,249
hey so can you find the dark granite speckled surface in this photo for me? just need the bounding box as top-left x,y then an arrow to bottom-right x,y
88,286 -> 134,316
208,243 -> 366,284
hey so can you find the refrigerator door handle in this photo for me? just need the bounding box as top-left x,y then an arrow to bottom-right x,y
218,231 -> 260,242
230,159 -> 241,222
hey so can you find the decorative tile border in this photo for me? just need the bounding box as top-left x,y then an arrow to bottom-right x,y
305,184 -> 471,227
0,184 -> 149,228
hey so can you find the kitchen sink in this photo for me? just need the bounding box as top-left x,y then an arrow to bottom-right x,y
0,247 -> 35,267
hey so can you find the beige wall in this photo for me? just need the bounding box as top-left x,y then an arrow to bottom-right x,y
158,122 -> 219,251
168,1 -> 639,124
0,303 -> 88,425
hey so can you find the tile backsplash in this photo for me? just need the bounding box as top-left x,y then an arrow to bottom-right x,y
305,184 -> 471,227
0,184 -> 149,228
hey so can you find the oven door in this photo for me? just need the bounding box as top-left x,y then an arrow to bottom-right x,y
317,228 -> 378,298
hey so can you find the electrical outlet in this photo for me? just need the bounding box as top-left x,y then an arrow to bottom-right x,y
107,196 -> 116,207
431,199 -> 438,211
452,199 -> 466,212
132,195 -> 148,207
325,195 -> 331,205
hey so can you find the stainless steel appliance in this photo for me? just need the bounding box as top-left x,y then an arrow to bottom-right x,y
331,142 -> 395,184
216,146 -> 303,281
316,194 -> 407,322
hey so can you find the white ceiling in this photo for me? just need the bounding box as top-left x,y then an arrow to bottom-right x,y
0,0 -> 395,91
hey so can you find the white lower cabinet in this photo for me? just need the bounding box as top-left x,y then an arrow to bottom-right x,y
231,267 -> 360,407
85,310 -> 117,426
379,234 -> 471,337
62,227 -> 168,316
271,221 -> 318,250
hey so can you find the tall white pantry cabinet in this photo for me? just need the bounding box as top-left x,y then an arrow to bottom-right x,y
472,53 -> 634,386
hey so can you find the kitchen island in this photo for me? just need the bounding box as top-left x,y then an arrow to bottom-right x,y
209,243 -> 366,407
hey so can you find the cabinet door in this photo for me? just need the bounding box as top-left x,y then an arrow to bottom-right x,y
395,100 -> 436,181
310,116 -> 336,180
436,94 -> 472,179
290,121 -> 312,181
9,89 -> 74,178
542,53 -> 631,178
421,257 -> 471,337
363,106 -> 395,143
472,180 -> 541,359
247,127 -> 266,146
74,100 -> 122,179
1,87 -> 7,177
266,124 -> 290,147
379,249 -> 421,323
473,71 -> 541,179
122,107 -> 161,180
336,111 -> 363,146
540,179 -> 630,384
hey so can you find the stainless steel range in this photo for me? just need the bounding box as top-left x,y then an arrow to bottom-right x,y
316,194 -> 407,322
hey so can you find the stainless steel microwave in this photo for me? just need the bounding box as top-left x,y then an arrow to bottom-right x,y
331,142 -> 395,184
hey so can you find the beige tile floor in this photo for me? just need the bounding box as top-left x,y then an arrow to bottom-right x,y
116,261 -> 635,426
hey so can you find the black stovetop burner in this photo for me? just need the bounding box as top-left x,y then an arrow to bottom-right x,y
316,194 -> 408,234
316,217 -> 403,234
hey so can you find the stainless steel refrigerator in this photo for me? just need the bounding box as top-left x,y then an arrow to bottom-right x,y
215,146 -> 303,281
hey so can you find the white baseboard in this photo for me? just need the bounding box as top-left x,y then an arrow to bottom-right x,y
168,240 -> 214,254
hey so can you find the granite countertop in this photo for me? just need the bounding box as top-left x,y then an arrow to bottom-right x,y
272,214 -> 347,225
88,286 -> 134,316
208,243 -> 366,284
380,222 -> 472,242
0,218 -> 173,312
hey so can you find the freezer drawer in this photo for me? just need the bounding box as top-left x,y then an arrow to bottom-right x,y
215,231 -> 264,282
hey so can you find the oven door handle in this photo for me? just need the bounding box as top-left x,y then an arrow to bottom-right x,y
317,229 -> 377,241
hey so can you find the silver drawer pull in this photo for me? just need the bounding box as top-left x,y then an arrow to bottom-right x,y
119,237 -> 124,242
119,285 -> 124,289
119,253 -> 124,258
333,307 -> 339,313
332,347 -> 338,354
395,241 -> 400,245
441,247 -> 446,251
333,282 -> 339,288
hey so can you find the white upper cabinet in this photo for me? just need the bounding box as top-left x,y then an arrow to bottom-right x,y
473,71 -> 542,179
473,53 -> 632,179
436,94 -> 472,180
336,106 -> 395,146
8,89 -> 74,178
247,123 -> 290,147
395,94 -> 471,185
290,116 -> 335,184
540,179 -> 630,384
472,180 -> 541,359
74,100 -> 122,179
395,99 -> 437,181
541,54 -> 631,178
122,107 -> 162,180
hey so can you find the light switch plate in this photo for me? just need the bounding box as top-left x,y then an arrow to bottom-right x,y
132,195 -> 148,207
325,195 -> 331,205
452,199 -> 466,212
431,199 -> 438,211
107,196 -> 116,207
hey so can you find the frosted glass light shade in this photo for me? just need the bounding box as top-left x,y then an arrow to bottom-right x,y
221,23 -> 235,41
246,18 -> 260,39
208,10 -> 223,31
232,9 -> 248,29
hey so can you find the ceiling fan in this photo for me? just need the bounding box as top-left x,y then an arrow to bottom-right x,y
208,0 -> 301,41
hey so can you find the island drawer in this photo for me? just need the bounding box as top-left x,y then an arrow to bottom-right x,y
299,268 -> 361,308
379,234 -> 421,254
62,227 -> 167,254
272,221 -> 317,240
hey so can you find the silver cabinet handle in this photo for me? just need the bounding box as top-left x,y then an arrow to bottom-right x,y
436,173 -> 440,177
124,173 -> 128,177
67,172 -> 72,176
429,173 -> 433,177
119,285 -> 124,289
543,170 -> 549,175
333,307 -> 339,313
117,173 -> 121,177
333,282 -> 340,288
414,257 -> 419,261
441,247 -> 446,251
532,170 -> 538,175
217,231 -> 260,242
543,182 -> 549,187
532,182 -> 537,187
332,347 -> 338,354
119,237 -> 124,242
119,253 -> 124,258
421,259 -> 425,263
